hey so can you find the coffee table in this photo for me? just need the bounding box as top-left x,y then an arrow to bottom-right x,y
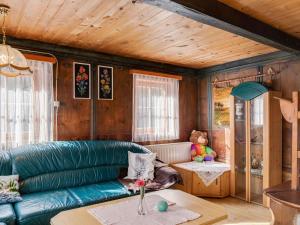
51,189 -> 227,225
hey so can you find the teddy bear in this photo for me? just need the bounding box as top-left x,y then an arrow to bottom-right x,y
189,130 -> 217,162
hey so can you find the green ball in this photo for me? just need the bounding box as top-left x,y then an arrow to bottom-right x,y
157,200 -> 168,212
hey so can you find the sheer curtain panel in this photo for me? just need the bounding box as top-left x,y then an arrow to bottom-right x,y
0,60 -> 54,150
133,74 -> 179,142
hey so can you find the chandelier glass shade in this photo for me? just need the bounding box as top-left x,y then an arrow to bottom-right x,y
0,4 -> 32,77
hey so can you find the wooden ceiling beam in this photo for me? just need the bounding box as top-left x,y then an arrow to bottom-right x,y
143,0 -> 300,52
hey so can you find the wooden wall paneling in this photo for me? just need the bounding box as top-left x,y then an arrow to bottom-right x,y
212,130 -> 226,161
198,78 -> 208,131
95,67 -> 133,141
179,76 -> 198,141
54,52 -> 198,143
207,74 -> 213,143
91,64 -> 97,140
57,58 -> 91,140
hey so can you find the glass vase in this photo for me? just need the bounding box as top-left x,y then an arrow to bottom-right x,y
137,186 -> 146,215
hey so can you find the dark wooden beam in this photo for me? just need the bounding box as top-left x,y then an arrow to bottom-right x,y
197,51 -> 300,76
143,0 -> 300,52
6,35 -> 197,77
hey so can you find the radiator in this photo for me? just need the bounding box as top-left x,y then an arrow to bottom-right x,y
145,142 -> 192,164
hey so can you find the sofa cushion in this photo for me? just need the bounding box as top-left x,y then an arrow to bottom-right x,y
20,166 -> 121,194
0,204 -> 16,225
67,180 -> 130,206
14,189 -> 79,225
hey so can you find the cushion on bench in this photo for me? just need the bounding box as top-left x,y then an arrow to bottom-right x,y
0,204 -> 15,225
67,180 -> 130,206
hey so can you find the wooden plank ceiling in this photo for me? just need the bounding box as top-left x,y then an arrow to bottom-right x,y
1,0 -> 279,69
220,0 -> 300,39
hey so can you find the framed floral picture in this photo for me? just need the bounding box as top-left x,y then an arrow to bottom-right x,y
73,62 -> 91,99
98,65 -> 113,100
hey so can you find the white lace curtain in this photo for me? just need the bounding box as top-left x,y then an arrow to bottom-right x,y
0,60 -> 54,150
133,74 -> 179,142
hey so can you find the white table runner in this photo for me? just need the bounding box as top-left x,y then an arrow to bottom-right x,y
87,195 -> 201,225
174,161 -> 230,186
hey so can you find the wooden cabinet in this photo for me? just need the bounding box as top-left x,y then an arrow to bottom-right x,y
171,164 -> 230,198
230,91 -> 282,206
192,171 -> 230,197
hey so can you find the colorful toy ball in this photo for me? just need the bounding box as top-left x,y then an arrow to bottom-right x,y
157,200 -> 168,212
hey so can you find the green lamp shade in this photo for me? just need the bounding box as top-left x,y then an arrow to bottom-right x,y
231,81 -> 268,101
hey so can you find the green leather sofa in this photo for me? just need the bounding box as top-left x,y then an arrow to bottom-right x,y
0,140 -> 150,225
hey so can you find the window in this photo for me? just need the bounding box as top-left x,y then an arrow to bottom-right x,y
133,74 -> 179,142
0,60 -> 54,150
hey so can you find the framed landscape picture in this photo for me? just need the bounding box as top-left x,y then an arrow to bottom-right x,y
98,65 -> 113,100
73,62 -> 91,99
213,86 -> 232,127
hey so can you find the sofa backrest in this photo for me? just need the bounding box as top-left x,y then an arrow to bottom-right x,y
7,140 -> 150,193
0,151 -> 11,175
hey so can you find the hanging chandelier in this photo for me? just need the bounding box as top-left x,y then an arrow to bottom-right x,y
0,4 -> 32,77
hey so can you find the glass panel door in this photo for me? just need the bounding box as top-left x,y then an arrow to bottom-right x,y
234,97 -> 247,200
250,95 -> 264,204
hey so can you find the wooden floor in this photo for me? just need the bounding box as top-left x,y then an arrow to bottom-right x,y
204,197 -> 272,225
